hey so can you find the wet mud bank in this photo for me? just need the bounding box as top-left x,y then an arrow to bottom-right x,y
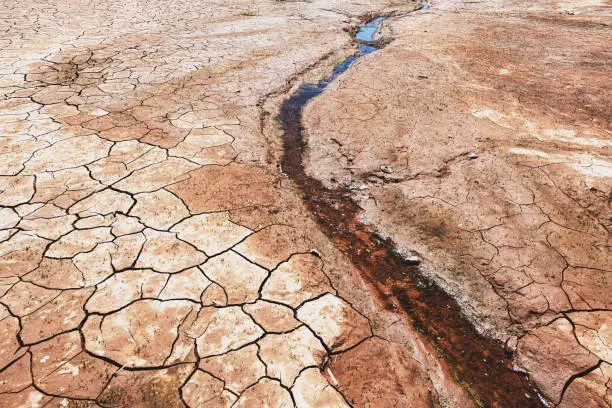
279,14 -> 546,408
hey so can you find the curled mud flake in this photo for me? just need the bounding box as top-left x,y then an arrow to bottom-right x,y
199,251 -> 268,304
258,326 -> 327,387
380,164 -> 393,174
297,293 -> 371,352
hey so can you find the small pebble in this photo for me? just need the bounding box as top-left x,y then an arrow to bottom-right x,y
310,248 -> 321,258
467,152 -> 478,159
380,165 -> 393,173
416,74 -> 428,79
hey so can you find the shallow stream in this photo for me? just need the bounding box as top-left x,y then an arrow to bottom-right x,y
279,11 -> 544,408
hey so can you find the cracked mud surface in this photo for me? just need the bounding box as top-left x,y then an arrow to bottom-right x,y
304,0 -> 611,406
0,0 -> 481,407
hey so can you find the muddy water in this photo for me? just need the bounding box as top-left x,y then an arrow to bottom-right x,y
279,14 -> 545,408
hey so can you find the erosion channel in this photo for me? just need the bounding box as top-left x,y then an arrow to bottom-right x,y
279,11 -> 545,408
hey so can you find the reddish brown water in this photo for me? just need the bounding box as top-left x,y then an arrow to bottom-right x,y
278,15 -> 545,408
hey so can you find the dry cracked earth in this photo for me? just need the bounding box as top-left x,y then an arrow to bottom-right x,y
0,0 -> 609,408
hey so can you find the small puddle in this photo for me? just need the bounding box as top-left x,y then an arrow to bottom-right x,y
279,12 -> 545,408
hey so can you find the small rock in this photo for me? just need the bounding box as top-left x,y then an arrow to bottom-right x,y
358,185 -> 369,190
416,74 -> 428,80
347,183 -> 357,192
310,248 -> 321,258
467,152 -> 478,159
404,254 -> 421,264
380,165 -> 393,174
